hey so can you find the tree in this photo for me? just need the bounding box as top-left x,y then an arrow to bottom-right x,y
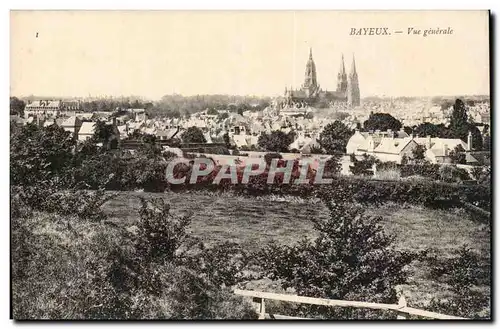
349,154 -> 378,176
318,121 -> 353,155
11,123 -> 75,186
363,112 -> 402,132
257,131 -> 294,153
483,134 -> 491,152
449,99 -> 483,150
403,126 -> 413,136
413,123 -> 447,138
467,125 -> 483,151
206,108 -> 218,115
10,97 -> 26,116
181,127 -> 207,144
218,112 -> 229,121
92,121 -> 117,149
263,152 -> 283,166
449,145 -> 467,164
222,132 -> 231,149
449,99 -> 469,138
256,197 -> 413,319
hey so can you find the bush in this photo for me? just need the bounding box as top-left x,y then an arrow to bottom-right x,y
11,193 -> 256,319
426,245 -> 490,319
136,197 -> 192,262
263,152 -> 283,166
349,154 -> 378,176
254,197 -> 414,319
439,165 -> 471,183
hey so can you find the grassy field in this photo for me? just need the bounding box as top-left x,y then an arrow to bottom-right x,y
103,191 -> 491,308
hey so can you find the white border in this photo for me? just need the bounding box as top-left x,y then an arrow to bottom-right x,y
3,1 -> 498,328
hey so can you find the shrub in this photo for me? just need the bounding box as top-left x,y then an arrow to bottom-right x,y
427,245 -> 490,319
439,165 -> 470,183
136,197 -> 192,262
254,197 -> 414,319
349,154 -> 378,176
263,152 -> 283,166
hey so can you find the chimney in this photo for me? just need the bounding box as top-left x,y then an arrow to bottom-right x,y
426,135 -> 431,149
467,131 -> 472,151
443,144 -> 449,156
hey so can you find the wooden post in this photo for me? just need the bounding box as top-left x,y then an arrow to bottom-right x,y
397,294 -> 407,320
252,297 -> 266,319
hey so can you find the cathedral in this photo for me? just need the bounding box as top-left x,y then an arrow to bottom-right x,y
282,48 -> 360,108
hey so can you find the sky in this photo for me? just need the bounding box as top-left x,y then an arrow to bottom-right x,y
10,10 -> 490,100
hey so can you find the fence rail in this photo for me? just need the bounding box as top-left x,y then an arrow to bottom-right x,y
234,289 -> 467,320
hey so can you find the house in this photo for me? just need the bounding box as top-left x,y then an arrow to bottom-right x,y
232,134 -> 258,148
299,137 -> 322,154
289,132 -> 312,151
25,100 -> 61,118
78,122 -> 96,142
413,136 -> 468,164
346,129 -> 409,155
60,116 -> 82,139
346,128 -> 479,164
130,108 -> 146,122
156,128 -> 180,141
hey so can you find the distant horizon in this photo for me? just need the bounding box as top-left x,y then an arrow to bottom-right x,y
10,92 -> 491,102
11,11 -> 489,99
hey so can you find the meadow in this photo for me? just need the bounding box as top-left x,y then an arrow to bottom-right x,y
103,191 -> 491,309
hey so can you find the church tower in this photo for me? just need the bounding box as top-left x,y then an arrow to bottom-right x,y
347,54 -> 360,106
302,48 -> 318,97
336,54 -> 348,95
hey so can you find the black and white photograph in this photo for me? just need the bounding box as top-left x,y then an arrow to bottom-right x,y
9,10 -> 492,320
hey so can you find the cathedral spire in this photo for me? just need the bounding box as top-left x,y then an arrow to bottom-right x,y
350,54 -> 358,77
309,47 -> 313,60
347,53 -> 360,107
336,53 -> 348,94
303,48 -> 318,92
340,53 -> 346,76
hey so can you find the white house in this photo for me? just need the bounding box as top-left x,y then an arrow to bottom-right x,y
347,128 -> 476,164
414,135 -> 469,164
60,116 -> 82,139
78,122 -> 96,142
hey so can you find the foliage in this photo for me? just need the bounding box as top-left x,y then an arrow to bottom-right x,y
413,122 -> 449,138
349,154 -> 378,176
135,197 -> 192,262
92,120 -> 117,149
449,99 -> 483,150
427,245 -> 490,319
11,190 -> 256,319
10,96 -> 26,116
363,112 -> 402,132
257,130 -> 294,152
263,152 -> 283,166
318,121 -> 353,155
206,108 -> 218,115
323,156 -> 342,177
222,132 -> 231,148
308,145 -> 324,154
438,165 -> 471,183
181,126 -> 207,144
10,123 -> 76,186
449,145 -> 467,164
411,144 -> 427,161
254,198 -> 414,319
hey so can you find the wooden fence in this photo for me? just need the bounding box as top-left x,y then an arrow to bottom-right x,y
234,289 -> 468,320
